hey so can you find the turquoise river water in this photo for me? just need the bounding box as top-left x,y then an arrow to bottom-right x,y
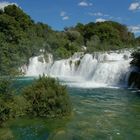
1,78 -> 140,140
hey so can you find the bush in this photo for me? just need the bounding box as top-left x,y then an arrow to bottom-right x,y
22,75 -> 72,118
9,95 -> 30,118
0,76 -> 72,127
0,99 -> 11,127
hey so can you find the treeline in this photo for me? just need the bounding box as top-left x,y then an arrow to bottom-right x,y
0,5 -> 139,75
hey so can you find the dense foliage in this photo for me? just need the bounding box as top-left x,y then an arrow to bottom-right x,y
0,5 -> 138,75
129,49 -> 140,88
0,79 -> 12,126
22,75 -> 72,117
135,37 -> 140,46
130,49 -> 140,67
75,22 -> 135,51
0,76 -> 71,127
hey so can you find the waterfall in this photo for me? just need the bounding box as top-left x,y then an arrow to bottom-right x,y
24,50 -> 132,87
26,54 -> 53,76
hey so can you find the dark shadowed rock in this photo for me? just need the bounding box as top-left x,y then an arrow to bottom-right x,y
128,72 -> 140,89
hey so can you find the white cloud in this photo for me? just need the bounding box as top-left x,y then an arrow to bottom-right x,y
129,2 -> 140,11
95,18 -> 106,23
89,12 -> 103,16
60,11 -> 66,17
88,11 -> 123,22
62,16 -> 69,20
60,11 -> 70,20
78,1 -> 88,6
95,12 -> 103,16
88,12 -> 111,17
0,1 -> 18,10
78,1 -> 93,7
129,25 -> 140,33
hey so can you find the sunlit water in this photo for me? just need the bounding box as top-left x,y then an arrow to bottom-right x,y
2,78 -> 140,140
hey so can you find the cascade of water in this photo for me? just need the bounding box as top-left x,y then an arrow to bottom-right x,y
24,50 -> 133,87
26,54 -> 53,76
76,54 -> 98,79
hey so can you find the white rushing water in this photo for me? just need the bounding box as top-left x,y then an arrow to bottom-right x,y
23,50 -> 133,88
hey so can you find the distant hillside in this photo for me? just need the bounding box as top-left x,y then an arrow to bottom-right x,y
0,5 -> 139,75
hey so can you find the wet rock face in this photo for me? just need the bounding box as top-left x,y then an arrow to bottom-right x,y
128,72 -> 140,89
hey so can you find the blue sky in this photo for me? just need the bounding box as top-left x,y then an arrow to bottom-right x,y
0,0 -> 140,36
